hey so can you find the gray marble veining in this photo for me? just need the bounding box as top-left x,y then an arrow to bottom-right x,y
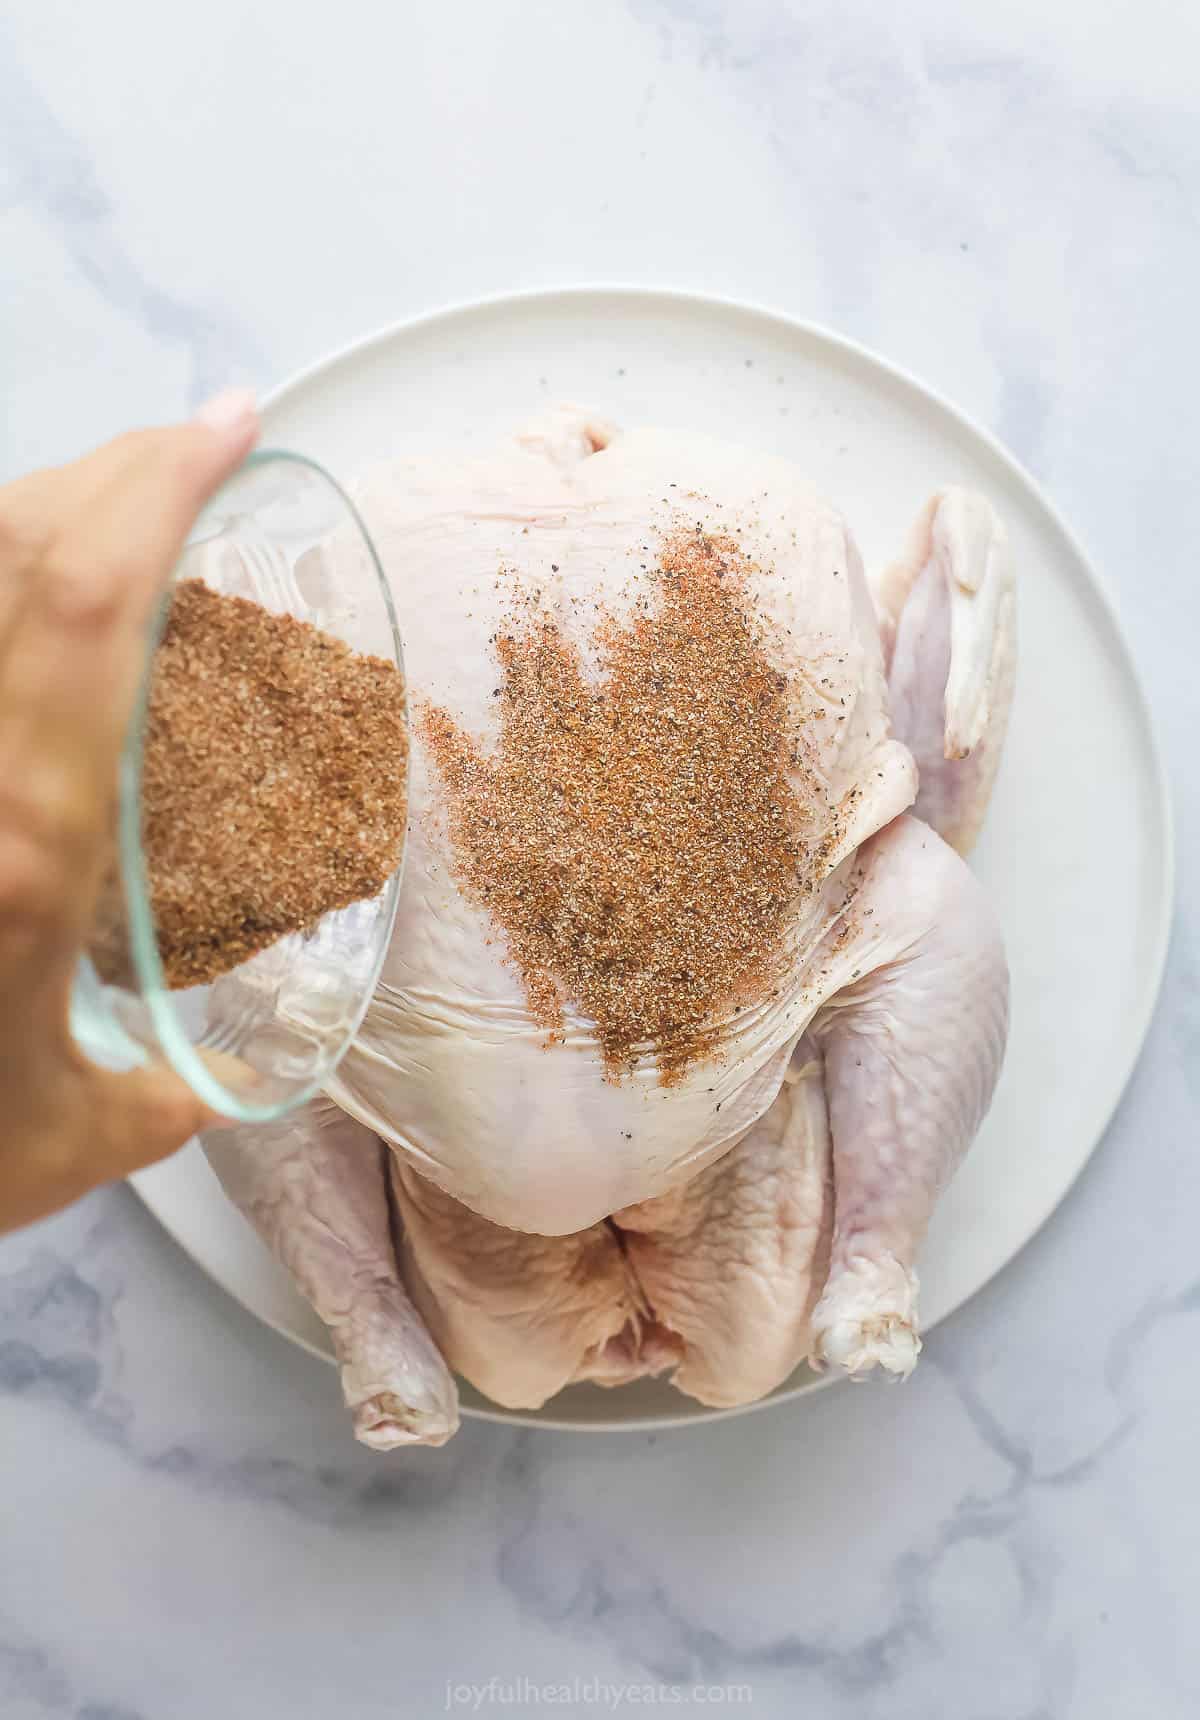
2,1 -> 1198,1714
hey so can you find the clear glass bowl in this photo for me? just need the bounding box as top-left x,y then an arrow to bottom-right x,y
71,451 -> 406,1123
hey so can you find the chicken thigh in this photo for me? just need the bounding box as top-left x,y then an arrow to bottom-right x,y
202,414 -> 1012,1440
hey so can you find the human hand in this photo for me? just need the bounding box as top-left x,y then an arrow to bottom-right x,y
0,390 -> 259,1233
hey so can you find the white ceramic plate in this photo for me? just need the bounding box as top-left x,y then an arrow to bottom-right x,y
132,288 -> 1172,1432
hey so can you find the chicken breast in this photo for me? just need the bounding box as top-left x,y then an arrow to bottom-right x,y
325,411 -> 916,1235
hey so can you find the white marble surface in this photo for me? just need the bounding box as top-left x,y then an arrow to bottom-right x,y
1,1 -> 1196,1714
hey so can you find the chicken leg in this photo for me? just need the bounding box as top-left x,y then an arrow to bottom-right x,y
806,815 -> 1008,1375
202,1099 -> 459,1447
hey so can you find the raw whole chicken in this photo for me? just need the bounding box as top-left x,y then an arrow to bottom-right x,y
204,411 -> 1014,1448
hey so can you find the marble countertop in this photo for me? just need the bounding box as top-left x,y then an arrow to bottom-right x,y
2,2 -> 1197,1714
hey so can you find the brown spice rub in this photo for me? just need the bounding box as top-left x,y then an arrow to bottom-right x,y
421,527 -> 807,1081
91,578 -> 408,990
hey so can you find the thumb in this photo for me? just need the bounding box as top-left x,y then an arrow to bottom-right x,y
28,388 -> 262,628
90,1040 -> 269,1178
91,1062 -> 215,1178
151,385 -> 262,555
189,386 -> 261,479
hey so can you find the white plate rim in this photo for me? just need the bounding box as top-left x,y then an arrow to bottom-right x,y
133,284 -> 1175,1433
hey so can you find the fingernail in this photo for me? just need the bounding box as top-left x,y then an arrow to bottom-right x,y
194,386 -> 257,435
